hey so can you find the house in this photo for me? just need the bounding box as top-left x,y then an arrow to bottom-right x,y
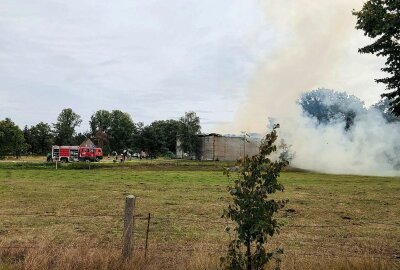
80,138 -> 96,148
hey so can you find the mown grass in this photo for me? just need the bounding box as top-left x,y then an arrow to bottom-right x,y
0,158 -> 235,171
0,161 -> 399,269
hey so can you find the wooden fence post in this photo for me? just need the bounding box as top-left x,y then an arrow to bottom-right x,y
122,195 -> 135,260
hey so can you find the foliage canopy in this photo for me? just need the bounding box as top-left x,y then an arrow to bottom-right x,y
23,122 -> 53,155
53,108 -> 82,145
0,118 -> 27,158
353,0 -> 400,116
298,89 -> 365,130
136,120 -> 181,157
178,111 -> 202,159
372,97 -> 400,122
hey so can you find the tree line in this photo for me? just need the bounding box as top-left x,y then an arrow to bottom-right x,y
0,109 -> 201,159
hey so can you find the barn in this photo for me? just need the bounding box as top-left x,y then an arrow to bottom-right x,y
176,133 -> 260,161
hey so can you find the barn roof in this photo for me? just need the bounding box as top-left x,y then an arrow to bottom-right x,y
198,133 -> 222,137
80,138 -> 96,148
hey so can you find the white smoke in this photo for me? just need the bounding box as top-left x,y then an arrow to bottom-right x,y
282,101 -> 400,176
219,0 -> 400,176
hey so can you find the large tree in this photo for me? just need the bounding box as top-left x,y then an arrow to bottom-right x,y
136,119 -> 182,157
372,97 -> 400,123
53,108 -> 82,145
298,89 -> 366,130
136,124 -> 160,158
24,122 -> 54,154
89,110 -> 112,151
23,125 -> 32,153
178,111 -> 202,159
353,1 -> 400,116
0,118 -> 27,158
109,110 -> 136,153
149,120 -> 181,154
89,110 -> 112,134
89,110 -> 137,153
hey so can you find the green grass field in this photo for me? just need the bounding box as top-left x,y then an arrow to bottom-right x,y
0,161 -> 399,269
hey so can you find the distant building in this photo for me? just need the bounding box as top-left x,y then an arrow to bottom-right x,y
176,133 -> 260,161
80,138 -> 96,148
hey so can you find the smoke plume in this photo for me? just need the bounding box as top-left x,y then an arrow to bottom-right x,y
220,0 -> 400,176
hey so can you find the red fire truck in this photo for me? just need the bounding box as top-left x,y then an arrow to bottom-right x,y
51,145 -> 103,162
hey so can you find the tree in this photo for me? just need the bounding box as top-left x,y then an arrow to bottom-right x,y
109,110 -> 136,153
372,97 -> 400,123
136,124 -> 160,158
178,111 -> 202,159
23,125 -> 33,153
53,108 -> 82,145
89,110 -> 112,134
89,110 -> 112,152
221,126 -> 289,270
93,129 -> 110,153
298,89 -> 366,130
0,118 -> 27,158
73,131 -> 91,146
353,1 -> 400,116
25,122 -> 53,154
135,119 -> 182,158
89,110 -> 137,153
150,120 -> 181,155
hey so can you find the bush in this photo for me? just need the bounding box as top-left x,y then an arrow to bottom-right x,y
221,126 -> 289,270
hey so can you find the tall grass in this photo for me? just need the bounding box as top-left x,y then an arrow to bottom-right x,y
1,243 -> 398,270
1,166 -> 399,269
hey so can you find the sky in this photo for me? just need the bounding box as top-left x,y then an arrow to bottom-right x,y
0,0 -> 384,133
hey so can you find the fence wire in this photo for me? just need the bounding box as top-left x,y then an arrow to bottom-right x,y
0,210 -> 399,261
0,212 -> 398,228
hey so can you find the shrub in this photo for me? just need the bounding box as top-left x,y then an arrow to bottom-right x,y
221,126 -> 289,270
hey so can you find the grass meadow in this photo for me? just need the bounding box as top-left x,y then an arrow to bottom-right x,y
0,159 -> 399,269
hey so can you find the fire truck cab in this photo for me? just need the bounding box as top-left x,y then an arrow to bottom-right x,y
79,147 -> 103,162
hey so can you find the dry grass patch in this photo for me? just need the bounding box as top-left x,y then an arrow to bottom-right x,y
1,244 -> 398,270
0,166 -> 399,269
